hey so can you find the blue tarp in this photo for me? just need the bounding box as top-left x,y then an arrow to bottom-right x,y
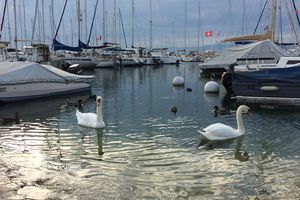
233,66 -> 300,84
52,39 -> 82,52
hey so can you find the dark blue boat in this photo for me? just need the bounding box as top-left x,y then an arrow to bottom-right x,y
231,65 -> 300,106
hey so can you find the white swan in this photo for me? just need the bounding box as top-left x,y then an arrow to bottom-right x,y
76,96 -> 105,128
199,105 -> 251,140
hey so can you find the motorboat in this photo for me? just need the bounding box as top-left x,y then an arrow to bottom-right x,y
231,65 -> 300,106
0,62 -> 94,102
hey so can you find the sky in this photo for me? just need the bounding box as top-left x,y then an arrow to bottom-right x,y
1,0 -> 300,51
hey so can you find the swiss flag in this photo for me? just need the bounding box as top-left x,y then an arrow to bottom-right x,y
204,31 -> 213,37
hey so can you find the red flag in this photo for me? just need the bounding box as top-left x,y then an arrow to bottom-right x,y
296,9 -> 300,14
204,31 -> 213,37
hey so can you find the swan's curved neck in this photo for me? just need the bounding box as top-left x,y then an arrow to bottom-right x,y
97,105 -> 103,122
236,107 -> 245,134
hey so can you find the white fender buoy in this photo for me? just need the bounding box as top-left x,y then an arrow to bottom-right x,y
172,76 -> 185,86
204,81 -> 219,93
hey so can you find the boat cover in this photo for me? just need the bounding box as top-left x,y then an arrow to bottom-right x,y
199,39 -> 290,69
0,62 -> 94,85
52,39 -> 82,52
233,65 -> 300,83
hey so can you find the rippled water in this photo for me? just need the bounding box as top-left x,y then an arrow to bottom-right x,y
0,63 -> 299,199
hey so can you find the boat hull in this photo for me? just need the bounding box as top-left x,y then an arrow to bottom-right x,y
231,66 -> 300,106
0,82 -> 91,102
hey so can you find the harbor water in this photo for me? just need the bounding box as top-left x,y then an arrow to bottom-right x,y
0,63 -> 299,199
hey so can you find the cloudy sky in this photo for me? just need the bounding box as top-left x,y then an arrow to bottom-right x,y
1,0 -> 300,51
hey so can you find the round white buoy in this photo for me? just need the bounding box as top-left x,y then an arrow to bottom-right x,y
172,76 -> 185,86
204,81 -> 219,93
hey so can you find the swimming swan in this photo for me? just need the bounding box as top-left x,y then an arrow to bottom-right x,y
76,96 -> 105,128
199,105 -> 251,140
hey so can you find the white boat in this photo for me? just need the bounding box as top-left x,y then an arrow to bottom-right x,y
0,62 -> 94,102
234,56 -> 300,72
94,47 -> 141,68
0,42 -> 8,62
23,43 -> 51,63
52,51 -> 96,69
150,48 -> 179,64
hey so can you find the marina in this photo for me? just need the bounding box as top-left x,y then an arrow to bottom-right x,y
0,0 -> 300,199
0,63 -> 299,199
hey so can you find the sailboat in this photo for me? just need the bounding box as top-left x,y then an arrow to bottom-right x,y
199,0 -> 299,75
51,0 -> 96,68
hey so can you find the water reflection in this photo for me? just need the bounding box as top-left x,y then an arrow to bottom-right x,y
198,137 -> 249,162
0,63 -> 299,199
78,126 -> 104,157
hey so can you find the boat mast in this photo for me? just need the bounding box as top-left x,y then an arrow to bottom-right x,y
119,8 -> 127,48
41,0 -> 45,43
172,22 -> 175,49
51,0 -> 55,40
0,0 -> 8,41
84,0 -> 87,43
6,2 -> 12,45
31,0 -> 39,43
283,0 -> 300,52
150,0 -> 153,50
102,0 -> 106,43
184,0 -> 187,52
13,0 -> 18,60
23,0 -> 27,42
270,0 -> 277,41
113,0 -> 116,45
131,0 -> 135,47
77,0 -> 81,44
198,0 -> 204,52
228,0 -> 232,37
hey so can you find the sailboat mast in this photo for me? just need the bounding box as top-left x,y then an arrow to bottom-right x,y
131,0 -> 135,47
23,0 -> 27,42
31,0 -> 38,43
150,0 -> 153,50
228,0 -> 232,37
270,0 -> 277,41
198,0 -> 204,52
113,0 -> 116,45
0,0 -> 8,41
102,0 -> 106,43
84,0 -> 87,43
13,0 -> 18,59
42,0 -> 45,43
184,0 -> 187,52
77,0 -> 81,44
172,22 -> 175,49
51,0 -> 55,40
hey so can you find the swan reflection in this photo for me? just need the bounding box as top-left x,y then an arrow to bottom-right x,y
79,127 -> 104,156
198,137 -> 249,162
